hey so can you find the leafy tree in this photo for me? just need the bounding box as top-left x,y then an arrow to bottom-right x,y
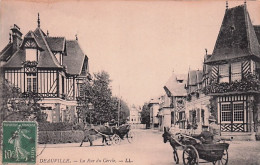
141,103 -> 150,128
0,79 -> 47,122
78,71 -> 129,125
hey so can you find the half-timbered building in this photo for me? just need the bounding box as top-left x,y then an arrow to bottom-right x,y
160,72 -> 186,129
0,15 -> 90,123
186,69 -> 210,133
204,4 -> 260,139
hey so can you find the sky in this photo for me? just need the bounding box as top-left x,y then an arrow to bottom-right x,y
0,0 -> 260,106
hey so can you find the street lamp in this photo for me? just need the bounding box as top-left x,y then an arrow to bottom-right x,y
88,102 -> 94,124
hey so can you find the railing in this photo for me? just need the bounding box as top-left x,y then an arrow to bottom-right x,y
203,74 -> 260,94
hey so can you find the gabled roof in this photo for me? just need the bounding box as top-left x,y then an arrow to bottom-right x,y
0,43 -> 13,61
34,28 -> 62,68
46,37 -> 65,52
4,28 -> 62,68
63,40 -> 87,75
164,72 -> 187,97
22,31 -> 42,49
2,24 -> 88,75
206,5 -> 260,64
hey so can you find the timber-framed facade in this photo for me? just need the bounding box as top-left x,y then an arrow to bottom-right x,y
204,4 -> 260,136
0,15 -> 91,123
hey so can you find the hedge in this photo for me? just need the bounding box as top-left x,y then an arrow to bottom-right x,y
38,130 -> 83,144
38,130 -> 99,144
38,122 -> 74,131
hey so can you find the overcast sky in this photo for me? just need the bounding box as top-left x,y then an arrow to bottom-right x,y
1,0 -> 260,106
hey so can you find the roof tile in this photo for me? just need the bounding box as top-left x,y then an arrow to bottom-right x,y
63,40 -> 87,75
164,72 -> 187,96
46,37 -> 65,52
206,5 -> 260,63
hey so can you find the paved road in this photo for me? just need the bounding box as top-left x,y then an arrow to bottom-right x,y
36,129 -> 260,165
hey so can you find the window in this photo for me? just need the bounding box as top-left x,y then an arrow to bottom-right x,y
231,62 -> 241,81
219,62 -> 242,83
201,109 -> 205,125
221,103 -> 231,122
26,49 -> 37,61
219,64 -> 229,83
27,73 -> 37,92
221,102 -> 244,123
233,103 -> 244,122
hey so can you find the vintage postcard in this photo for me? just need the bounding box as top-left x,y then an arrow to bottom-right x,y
0,0 -> 260,165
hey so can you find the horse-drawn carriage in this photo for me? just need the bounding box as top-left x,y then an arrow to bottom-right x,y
80,124 -> 134,146
162,127 -> 229,165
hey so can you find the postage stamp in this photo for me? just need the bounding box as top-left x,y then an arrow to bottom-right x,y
2,121 -> 37,164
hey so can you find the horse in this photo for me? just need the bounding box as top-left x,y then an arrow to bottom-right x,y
80,125 -> 117,147
162,127 -> 182,164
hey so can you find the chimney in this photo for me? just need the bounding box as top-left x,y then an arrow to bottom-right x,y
11,24 -> 23,52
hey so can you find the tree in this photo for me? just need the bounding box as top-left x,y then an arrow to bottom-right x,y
0,79 -> 47,122
78,71 -> 130,125
141,103 -> 150,128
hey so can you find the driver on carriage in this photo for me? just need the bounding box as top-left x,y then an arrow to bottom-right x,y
194,115 -> 221,144
109,119 -> 117,127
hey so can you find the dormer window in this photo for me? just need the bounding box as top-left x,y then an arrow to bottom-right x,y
25,48 -> 38,62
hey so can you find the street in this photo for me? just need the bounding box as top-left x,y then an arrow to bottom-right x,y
36,129 -> 260,165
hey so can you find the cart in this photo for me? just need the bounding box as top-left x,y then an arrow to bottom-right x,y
96,124 -> 135,145
162,128 -> 229,165
181,135 -> 229,165
111,124 -> 135,145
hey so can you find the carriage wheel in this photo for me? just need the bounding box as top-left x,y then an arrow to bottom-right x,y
183,145 -> 199,165
127,131 -> 135,143
113,134 -> 121,145
211,149 -> 228,165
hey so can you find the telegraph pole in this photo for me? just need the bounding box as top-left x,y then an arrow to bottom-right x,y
118,86 -> 120,127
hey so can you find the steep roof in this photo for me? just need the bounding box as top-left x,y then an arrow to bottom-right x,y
22,31 -> 42,49
46,37 -> 65,52
206,5 -> 260,64
63,40 -> 87,75
34,28 -> 62,68
164,72 -> 187,97
4,28 -> 62,68
1,23 -> 88,76
0,43 -> 13,61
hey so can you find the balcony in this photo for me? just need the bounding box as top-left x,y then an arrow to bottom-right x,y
203,74 -> 260,95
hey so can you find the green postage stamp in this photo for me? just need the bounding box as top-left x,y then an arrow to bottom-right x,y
2,121 -> 37,164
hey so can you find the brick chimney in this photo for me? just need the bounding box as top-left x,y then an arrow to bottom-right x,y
11,24 -> 23,52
